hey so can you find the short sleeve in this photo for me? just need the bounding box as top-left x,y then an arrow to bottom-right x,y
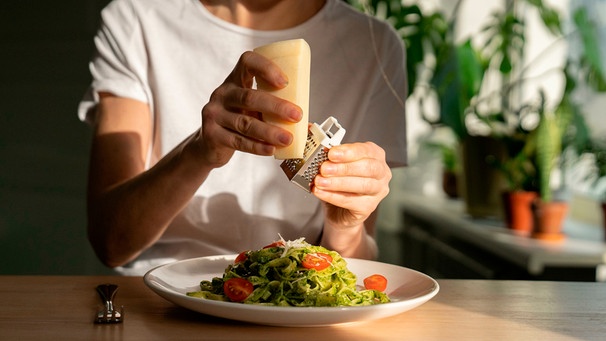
78,0 -> 151,123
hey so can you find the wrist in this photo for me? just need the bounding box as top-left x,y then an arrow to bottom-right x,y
321,221 -> 377,259
184,130 -> 221,172
172,132 -> 216,183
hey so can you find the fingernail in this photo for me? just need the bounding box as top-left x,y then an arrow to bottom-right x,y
278,75 -> 288,87
289,108 -> 302,121
279,133 -> 292,146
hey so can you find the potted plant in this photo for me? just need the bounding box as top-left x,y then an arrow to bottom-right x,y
349,1 -> 605,226
496,131 -> 538,235
412,1 -> 602,228
423,0 -> 559,219
416,0 -> 604,229
526,92 -> 570,241
526,3 -> 606,240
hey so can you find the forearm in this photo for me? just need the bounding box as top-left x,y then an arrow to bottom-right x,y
87,133 -> 213,267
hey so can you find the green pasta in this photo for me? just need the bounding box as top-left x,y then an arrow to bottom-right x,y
186,238 -> 390,307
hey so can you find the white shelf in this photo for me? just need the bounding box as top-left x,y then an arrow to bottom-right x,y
399,193 -> 606,280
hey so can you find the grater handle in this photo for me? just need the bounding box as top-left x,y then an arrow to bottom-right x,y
318,116 -> 346,146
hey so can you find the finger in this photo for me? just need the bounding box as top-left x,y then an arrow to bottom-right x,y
314,175 -> 383,196
239,51 -> 289,89
202,100 -> 283,154
234,52 -> 303,122
213,108 -> 293,149
328,142 -> 385,163
313,186 -> 359,211
313,187 -> 377,221
222,86 -> 302,123
320,158 -> 385,178
203,116 -> 276,156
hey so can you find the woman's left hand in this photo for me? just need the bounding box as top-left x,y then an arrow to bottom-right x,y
312,142 -> 392,228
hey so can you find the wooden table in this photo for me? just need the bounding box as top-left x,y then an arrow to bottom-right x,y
1,276 -> 604,340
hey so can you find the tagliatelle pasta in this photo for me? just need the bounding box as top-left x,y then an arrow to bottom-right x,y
186,237 -> 390,307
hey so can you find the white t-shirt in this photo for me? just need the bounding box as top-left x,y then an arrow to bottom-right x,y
79,0 -> 407,275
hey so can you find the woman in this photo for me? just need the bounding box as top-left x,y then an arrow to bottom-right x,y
78,0 -> 407,275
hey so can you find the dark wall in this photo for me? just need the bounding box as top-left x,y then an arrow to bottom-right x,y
0,0 -> 113,274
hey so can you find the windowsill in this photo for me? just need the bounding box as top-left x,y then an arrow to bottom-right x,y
397,192 -> 606,280
403,193 -> 604,242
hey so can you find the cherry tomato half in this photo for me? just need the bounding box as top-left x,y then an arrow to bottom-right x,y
223,278 -> 254,302
263,241 -> 285,249
301,252 -> 333,271
234,251 -> 248,264
363,274 -> 388,292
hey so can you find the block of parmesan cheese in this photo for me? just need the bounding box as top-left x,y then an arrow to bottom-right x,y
254,39 -> 311,159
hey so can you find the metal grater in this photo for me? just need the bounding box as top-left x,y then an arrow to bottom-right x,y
280,116 -> 346,192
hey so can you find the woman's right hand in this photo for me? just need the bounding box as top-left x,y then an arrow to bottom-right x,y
86,52 -> 303,267
194,51 -> 304,168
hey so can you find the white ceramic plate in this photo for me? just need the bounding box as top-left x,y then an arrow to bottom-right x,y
144,255 -> 439,327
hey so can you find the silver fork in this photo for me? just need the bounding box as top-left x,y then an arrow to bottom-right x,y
95,283 -> 124,324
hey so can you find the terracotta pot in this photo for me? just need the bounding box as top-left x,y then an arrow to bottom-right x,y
531,200 -> 568,242
442,170 -> 459,198
502,191 -> 538,235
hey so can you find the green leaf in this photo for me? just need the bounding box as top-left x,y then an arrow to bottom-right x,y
428,39 -> 484,140
534,93 -> 563,202
574,7 -> 606,92
457,40 -> 484,100
524,0 -> 562,35
500,56 -> 513,74
431,45 -> 465,138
